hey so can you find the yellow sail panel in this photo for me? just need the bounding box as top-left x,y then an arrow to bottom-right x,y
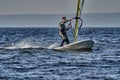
74,0 -> 81,42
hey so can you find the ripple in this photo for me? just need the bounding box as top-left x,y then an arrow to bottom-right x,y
0,28 -> 120,80
11,67 -> 37,72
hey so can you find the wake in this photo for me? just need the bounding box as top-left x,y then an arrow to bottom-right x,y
5,41 -> 39,49
0,38 -> 50,50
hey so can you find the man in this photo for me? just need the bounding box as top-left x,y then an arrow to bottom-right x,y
59,17 -> 74,47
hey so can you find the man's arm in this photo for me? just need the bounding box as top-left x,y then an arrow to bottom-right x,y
64,20 -> 70,23
66,21 -> 72,31
64,17 -> 75,23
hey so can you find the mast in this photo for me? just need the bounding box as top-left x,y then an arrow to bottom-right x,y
74,0 -> 81,42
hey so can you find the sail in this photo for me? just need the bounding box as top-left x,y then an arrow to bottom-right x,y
74,0 -> 84,42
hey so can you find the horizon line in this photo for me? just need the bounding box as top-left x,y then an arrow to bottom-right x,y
0,12 -> 120,16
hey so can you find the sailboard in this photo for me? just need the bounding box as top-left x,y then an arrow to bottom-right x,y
53,40 -> 94,51
48,0 -> 94,51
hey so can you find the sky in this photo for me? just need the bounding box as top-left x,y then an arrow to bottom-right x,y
0,0 -> 120,27
0,0 -> 120,15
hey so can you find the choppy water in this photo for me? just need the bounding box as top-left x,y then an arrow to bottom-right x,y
0,27 -> 120,80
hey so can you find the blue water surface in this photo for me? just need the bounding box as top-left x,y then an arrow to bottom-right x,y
0,27 -> 120,80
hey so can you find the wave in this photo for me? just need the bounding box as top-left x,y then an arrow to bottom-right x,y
0,37 -> 49,50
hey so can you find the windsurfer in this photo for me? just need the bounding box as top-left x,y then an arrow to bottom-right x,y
59,17 -> 74,47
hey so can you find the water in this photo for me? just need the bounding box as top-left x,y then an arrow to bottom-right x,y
0,27 -> 120,80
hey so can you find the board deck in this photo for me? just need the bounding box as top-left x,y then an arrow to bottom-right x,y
52,40 -> 94,51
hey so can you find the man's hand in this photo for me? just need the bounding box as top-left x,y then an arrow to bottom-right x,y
74,17 -> 80,19
69,17 -> 80,21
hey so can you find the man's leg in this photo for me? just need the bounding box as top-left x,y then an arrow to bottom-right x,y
66,38 -> 69,44
60,32 -> 69,46
63,33 -> 69,44
60,39 -> 65,47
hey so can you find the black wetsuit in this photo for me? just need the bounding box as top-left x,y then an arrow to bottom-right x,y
59,21 -> 70,47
